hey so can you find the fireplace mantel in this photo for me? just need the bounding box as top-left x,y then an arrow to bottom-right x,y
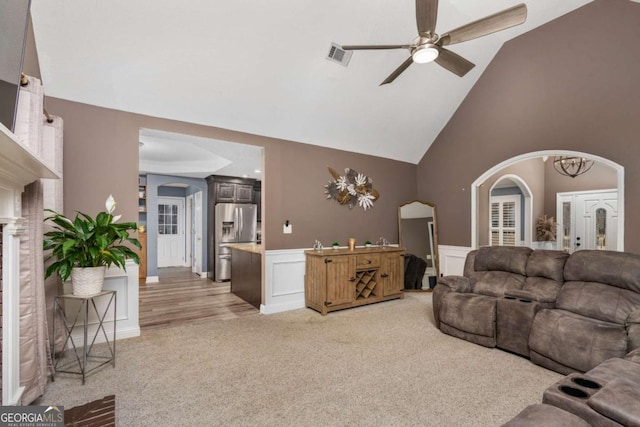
0,123 -> 57,194
1,122 -> 58,405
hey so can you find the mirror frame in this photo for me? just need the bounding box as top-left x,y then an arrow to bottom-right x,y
398,199 -> 439,290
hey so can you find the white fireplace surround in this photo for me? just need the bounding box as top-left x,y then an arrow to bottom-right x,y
0,123 -> 57,405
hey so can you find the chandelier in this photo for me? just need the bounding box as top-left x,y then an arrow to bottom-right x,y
553,156 -> 594,178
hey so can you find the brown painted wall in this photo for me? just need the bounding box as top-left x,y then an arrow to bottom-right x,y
543,160 -> 617,219
44,98 -> 416,250
417,0 -> 640,253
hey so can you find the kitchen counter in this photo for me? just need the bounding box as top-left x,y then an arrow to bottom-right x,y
230,245 -> 262,309
227,243 -> 262,255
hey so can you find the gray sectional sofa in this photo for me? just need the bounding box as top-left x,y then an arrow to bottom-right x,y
432,246 -> 640,426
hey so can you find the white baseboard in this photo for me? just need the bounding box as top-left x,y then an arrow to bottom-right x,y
70,325 -> 140,347
145,276 -> 159,283
260,301 -> 306,315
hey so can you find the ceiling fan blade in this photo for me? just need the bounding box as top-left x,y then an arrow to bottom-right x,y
439,3 -> 527,46
416,0 -> 438,36
342,44 -> 411,50
380,57 -> 414,86
434,48 -> 475,77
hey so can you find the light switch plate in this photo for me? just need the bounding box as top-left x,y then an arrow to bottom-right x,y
283,224 -> 292,234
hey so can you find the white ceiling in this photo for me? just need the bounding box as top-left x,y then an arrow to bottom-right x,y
30,0 -> 591,166
138,128 -> 263,179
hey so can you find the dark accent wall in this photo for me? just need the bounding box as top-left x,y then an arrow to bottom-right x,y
417,0 -> 640,253
44,98 -> 416,251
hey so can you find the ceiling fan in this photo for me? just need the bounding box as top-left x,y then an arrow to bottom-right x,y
341,0 -> 527,85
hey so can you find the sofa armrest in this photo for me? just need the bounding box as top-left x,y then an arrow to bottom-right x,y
587,379 -> 640,427
437,275 -> 472,293
626,310 -> 640,351
626,348 -> 640,364
504,289 -> 555,304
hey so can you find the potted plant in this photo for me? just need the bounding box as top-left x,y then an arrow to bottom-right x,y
364,240 -> 372,247
331,241 -> 340,249
44,195 -> 141,296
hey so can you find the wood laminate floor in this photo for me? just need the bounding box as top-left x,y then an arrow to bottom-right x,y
139,267 -> 259,330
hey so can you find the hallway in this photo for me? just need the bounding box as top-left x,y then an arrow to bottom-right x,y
139,267 -> 259,330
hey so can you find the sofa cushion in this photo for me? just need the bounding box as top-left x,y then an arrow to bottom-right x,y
586,358 -> 640,387
463,249 -> 478,278
529,309 -> 628,372
556,281 -> 640,324
521,277 -> 562,303
474,246 -> 532,275
472,271 -> 525,298
587,379 -> 640,427
526,250 -> 569,283
564,250 -> 640,293
440,293 -> 496,338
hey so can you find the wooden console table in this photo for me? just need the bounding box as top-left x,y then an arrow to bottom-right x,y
304,246 -> 405,315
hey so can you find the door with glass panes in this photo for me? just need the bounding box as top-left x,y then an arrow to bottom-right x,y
157,197 -> 186,267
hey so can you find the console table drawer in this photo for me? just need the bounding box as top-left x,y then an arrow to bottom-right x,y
356,254 -> 380,269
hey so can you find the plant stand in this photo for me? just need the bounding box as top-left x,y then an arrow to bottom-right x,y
52,291 -> 116,384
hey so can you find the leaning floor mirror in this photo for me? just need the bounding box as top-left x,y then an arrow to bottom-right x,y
398,200 -> 439,291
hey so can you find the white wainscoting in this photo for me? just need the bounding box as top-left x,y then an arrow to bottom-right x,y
63,260 -> 140,345
262,249 -> 307,314
261,245 -> 474,314
438,245 -> 473,277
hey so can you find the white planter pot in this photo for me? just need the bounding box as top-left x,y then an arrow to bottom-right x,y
71,266 -> 106,296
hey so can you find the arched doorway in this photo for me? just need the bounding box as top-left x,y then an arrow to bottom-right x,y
471,150 -> 624,251
485,175 -> 532,247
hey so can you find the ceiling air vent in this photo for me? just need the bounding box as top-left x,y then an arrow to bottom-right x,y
326,43 -> 352,67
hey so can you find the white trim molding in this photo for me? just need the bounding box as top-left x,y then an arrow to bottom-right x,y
1,122 -> 58,405
438,245 -> 472,277
262,249 -> 306,314
471,150 -> 624,251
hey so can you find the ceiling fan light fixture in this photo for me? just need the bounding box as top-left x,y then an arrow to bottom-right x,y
412,44 -> 439,64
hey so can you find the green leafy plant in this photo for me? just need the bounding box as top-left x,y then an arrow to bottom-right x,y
331,241 -> 340,247
44,195 -> 141,281
364,240 -> 372,245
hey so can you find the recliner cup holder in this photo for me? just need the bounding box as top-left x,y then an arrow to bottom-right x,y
571,377 -> 601,390
559,385 -> 589,399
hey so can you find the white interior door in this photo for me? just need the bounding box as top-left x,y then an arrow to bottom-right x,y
186,194 -> 194,272
157,197 -> 186,267
489,195 -> 521,246
194,191 -> 203,275
558,190 -> 618,252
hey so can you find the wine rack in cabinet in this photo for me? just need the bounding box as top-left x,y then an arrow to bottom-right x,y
304,247 -> 405,315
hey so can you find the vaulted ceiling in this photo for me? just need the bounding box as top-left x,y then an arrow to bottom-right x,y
30,0 -> 592,164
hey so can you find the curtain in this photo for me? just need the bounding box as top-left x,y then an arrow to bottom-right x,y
14,75 -> 64,404
19,182 -> 49,404
42,115 -> 65,356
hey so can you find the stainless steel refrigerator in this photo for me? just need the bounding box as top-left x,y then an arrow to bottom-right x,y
214,203 -> 257,281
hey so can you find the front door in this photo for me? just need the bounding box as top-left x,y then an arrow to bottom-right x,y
557,190 -> 618,252
157,197 -> 186,267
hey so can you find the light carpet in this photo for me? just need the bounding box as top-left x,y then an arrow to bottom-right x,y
35,292 -> 562,426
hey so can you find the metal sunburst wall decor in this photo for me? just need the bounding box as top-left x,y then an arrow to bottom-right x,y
324,166 -> 380,211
